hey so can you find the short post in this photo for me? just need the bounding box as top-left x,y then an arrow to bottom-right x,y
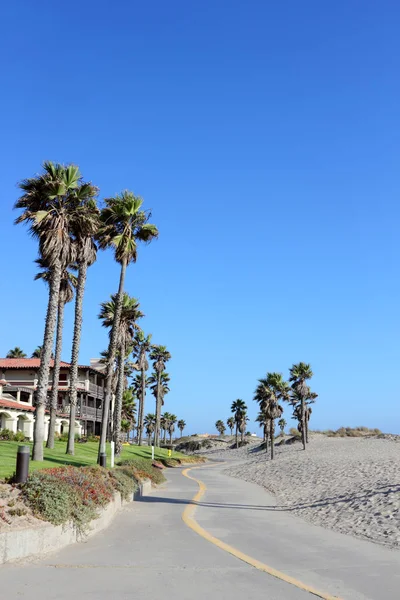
99,452 -> 107,468
151,445 -> 154,460
110,441 -> 115,468
15,445 -> 30,483
168,449 -> 172,458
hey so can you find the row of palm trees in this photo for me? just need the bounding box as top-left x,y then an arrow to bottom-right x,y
14,161 -> 180,461
6,346 -> 50,358
143,413 -> 186,445
220,363 -> 317,459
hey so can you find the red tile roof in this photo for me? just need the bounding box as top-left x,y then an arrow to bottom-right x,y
0,359 -> 105,376
0,398 -> 35,412
0,359 -> 69,369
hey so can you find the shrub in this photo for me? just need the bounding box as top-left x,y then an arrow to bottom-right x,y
110,468 -> 138,501
0,429 -> 16,440
289,427 -> 301,438
175,440 -> 202,453
117,457 -> 166,485
13,431 -> 26,442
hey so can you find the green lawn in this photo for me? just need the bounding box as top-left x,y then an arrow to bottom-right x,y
0,441 -> 184,480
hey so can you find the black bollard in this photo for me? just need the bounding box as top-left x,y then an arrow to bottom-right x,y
99,452 -> 107,468
15,445 -> 30,483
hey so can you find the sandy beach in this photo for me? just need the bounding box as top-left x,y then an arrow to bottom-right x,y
205,434 -> 400,549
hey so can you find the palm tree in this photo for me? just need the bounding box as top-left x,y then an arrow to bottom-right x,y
278,417 -> 287,436
99,293 -> 143,455
256,411 -> 269,450
161,412 -> 171,444
132,331 -> 152,445
177,419 -> 186,437
121,388 -> 137,442
215,420 -> 226,436
144,413 -> 156,445
239,415 -> 249,443
66,193 -> 100,455
34,258 -> 77,448
231,399 -> 247,449
96,191 -> 158,460
31,347 -> 43,358
289,363 -> 317,451
226,417 -> 235,436
15,162 -> 81,461
149,345 -> 171,446
168,414 -> 177,444
255,373 -> 288,459
6,347 -> 27,358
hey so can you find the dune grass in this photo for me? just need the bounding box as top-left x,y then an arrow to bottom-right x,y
0,441 -> 185,480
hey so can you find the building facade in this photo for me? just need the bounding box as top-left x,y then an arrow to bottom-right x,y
0,358 -> 110,440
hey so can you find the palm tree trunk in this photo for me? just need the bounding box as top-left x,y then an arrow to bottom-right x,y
301,400 -> 306,450
98,259 -> 127,460
265,424 -> 269,454
270,419 -> 275,460
163,428 -> 167,444
67,261 -> 88,455
47,298 -> 65,449
148,432 -> 151,445
138,369 -> 146,446
241,426 -> 244,443
33,260 -> 62,462
154,372 -> 162,447
305,409 -> 309,443
113,343 -> 125,456
235,422 -> 238,449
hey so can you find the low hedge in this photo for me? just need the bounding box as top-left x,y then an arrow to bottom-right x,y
23,465 -> 138,532
117,457 -> 166,485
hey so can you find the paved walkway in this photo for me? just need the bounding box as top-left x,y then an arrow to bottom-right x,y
1,463 -> 399,599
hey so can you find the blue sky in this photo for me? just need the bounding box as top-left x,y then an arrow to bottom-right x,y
1,1 -> 399,434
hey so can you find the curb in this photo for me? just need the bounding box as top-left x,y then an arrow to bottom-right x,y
0,478 -> 152,566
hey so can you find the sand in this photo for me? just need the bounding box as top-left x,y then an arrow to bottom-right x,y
205,434 -> 400,549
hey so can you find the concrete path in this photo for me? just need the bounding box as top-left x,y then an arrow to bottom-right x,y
1,462 -> 399,599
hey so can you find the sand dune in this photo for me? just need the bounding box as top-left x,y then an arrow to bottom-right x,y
210,435 -> 400,549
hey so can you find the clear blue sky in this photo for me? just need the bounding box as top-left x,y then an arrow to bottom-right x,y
1,1 -> 399,434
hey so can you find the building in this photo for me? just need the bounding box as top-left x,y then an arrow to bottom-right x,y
0,358 -> 111,440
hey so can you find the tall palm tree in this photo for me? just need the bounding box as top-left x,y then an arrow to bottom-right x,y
226,417 -> 235,436
34,258 -> 77,448
256,411 -> 269,449
66,193 -> 100,455
149,345 -> 171,446
15,162 -> 81,461
177,419 -> 186,437
31,347 -> 43,358
215,420 -> 226,436
99,293 -> 143,455
289,363 -> 316,451
144,413 -> 156,445
6,347 -> 27,358
96,191 -> 158,460
168,414 -> 177,444
231,399 -> 247,449
132,331 -> 152,446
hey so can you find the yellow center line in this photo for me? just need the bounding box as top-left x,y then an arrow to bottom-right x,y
181,465 -> 342,600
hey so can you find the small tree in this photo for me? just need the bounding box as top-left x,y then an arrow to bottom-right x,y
177,419 -> 186,437
215,420 -> 226,436
278,418 -> 287,436
227,417 -> 235,436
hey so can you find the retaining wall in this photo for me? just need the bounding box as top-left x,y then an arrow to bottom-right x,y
0,478 -> 152,565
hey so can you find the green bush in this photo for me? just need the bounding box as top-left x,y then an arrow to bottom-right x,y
0,429 -> 16,440
289,427 -> 301,438
175,440 -> 202,452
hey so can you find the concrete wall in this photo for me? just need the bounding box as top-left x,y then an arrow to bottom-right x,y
0,478 -> 152,565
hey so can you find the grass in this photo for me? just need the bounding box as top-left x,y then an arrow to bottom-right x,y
0,441 -> 185,481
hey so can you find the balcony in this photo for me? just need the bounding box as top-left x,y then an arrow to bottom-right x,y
88,382 -> 104,399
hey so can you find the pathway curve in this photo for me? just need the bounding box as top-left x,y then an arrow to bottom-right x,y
1,462 -> 399,599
